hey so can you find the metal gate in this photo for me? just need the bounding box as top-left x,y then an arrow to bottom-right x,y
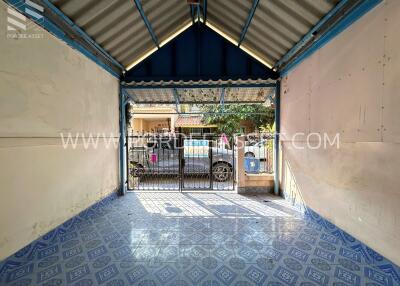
127,134 -> 235,191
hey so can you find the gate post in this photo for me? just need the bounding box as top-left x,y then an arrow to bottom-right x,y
235,135 -> 246,193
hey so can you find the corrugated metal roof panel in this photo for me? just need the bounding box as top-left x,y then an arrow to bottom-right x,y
123,84 -> 275,104
126,89 -> 175,103
122,78 -> 275,88
244,0 -> 339,63
142,0 -> 191,44
51,0 -> 154,66
48,0 -> 342,70
224,87 -> 275,103
207,0 -> 252,42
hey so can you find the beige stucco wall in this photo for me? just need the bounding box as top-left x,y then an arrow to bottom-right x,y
0,2 -> 120,260
280,0 -> 400,265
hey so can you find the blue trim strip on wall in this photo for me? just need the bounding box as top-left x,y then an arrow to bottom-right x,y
281,0 -> 383,76
5,0 -> 120,79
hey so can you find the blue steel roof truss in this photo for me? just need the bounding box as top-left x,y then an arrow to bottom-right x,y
121,82 -> 277,105
220,87 -> 225,113
172,88 -> 181,113
4,0 -> 122,78
5,0 -> 383,79
238,0 -> 259,47
276,0 -> 383,72
41,0 -> 125,71
202,0 -> 207,23
133,0 -> 159,48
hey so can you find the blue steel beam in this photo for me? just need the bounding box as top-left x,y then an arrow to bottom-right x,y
273,81 -> 281,196
220,88 -> 225,113
203,0 -> 207,23
5,0 -> 119,78
279,0 -> 382,74
190,5 -> 195,24
121,83 -> 276,89
41,0 -> 125,71
238,0 -> 259,46
119,88 -> 128,196
197,4 -> 200,22
133,0 -> 159,48
122,89 -> 136,104
274,0 -> 349,70
172,89 -> 181,113
121,101 -> 267,104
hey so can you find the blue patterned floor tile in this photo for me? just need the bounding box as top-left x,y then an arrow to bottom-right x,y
0,192 -> 398,286
214,265 -> 237,285
184,265 -> 208,284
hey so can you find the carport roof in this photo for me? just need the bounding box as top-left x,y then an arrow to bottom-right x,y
41,0 -> 343,72
9,0 -> 379,78
122,84 -> 276,105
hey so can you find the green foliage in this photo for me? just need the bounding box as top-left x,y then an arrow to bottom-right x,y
201,104 -> 275,135
259,122 -> 275,133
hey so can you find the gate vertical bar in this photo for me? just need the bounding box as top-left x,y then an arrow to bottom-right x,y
119,88 -> 127,195
125,134 -> 130,190
209,139 -> 213,190
274,81 -> 281,196
178,128 -> 183,192
232,136 -> 235,190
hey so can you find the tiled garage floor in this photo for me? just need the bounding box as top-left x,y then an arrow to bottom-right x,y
0,192 -> 398,286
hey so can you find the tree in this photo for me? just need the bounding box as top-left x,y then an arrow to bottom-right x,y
201,104 -> 274,136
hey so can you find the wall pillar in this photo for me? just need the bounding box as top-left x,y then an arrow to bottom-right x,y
235,136 -> 246,193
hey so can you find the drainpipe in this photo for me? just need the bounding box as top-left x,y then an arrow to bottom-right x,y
274,80 -> 281,196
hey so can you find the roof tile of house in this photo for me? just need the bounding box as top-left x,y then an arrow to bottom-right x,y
175,116 -> 216,127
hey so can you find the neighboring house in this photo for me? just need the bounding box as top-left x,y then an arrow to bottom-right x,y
129,104 -> 256,135
129,105 -> 178,133
175,116 -> 217,134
